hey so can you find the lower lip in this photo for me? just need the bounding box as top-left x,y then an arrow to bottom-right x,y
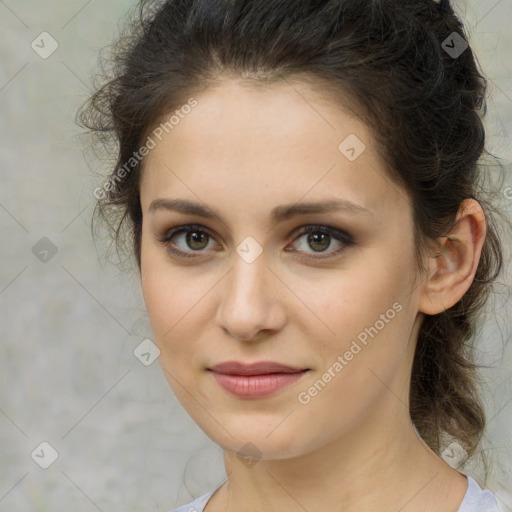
210,370 -> 308,398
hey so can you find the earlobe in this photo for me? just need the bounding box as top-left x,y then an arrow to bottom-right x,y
418,199 -> 486,315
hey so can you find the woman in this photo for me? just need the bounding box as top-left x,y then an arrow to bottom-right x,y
81,0 -> 506,510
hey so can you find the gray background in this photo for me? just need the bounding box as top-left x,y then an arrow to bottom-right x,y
0,1 -> 511,511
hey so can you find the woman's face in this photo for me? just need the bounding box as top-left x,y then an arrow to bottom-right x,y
139,78 -> 425,460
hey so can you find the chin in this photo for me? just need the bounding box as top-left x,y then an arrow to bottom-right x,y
196,416 -> 310,461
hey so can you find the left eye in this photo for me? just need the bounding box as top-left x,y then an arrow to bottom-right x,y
287,225 -> 354,257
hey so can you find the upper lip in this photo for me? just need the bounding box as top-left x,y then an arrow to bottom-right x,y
208,361 -> 309,376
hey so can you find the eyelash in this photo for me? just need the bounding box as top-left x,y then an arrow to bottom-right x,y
157,223 -> 355,260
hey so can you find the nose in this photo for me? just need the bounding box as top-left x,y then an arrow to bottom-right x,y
215,252 -> 287,342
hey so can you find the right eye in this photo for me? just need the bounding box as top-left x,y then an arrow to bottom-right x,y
158,224 -> 220,258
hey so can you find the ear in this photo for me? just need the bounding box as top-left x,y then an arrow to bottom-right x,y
418,199 -> 487,315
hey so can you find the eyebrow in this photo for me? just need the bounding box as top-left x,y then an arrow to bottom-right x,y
148,197 -> 373,224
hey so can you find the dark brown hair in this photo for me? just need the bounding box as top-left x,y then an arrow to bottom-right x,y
80,0 -> 504,467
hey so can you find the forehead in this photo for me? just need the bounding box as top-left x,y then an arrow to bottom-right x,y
140,78 -> 408,221
146,78 -> 362,164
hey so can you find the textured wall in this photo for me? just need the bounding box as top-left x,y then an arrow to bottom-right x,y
0,1 -> 511,511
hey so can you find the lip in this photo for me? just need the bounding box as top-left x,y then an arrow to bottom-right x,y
208,361 -> 309,398
209,361 -> 308,375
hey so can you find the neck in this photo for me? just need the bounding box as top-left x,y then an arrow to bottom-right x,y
214,401 -> 467,512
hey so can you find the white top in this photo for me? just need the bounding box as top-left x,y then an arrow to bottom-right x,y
169,475 -> 501,512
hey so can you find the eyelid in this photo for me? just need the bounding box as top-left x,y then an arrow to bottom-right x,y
291,224 -> 354,246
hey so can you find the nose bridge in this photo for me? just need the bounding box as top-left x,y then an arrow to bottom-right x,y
227,248 -> 268,307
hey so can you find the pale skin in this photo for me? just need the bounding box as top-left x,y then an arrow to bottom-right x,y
139,77 -> 486,512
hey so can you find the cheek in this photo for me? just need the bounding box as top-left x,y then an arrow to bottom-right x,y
291,270 -> 413,440
140,245 -> 194,356
140,242 -> 220,373
326,255 -> 415,376
140,263 -> 204,406
309,257 -> 411,344
297,254 -> 416,410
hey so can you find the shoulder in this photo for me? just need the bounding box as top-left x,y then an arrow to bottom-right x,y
457,476 -> 502,512
167,488 -> 217,512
